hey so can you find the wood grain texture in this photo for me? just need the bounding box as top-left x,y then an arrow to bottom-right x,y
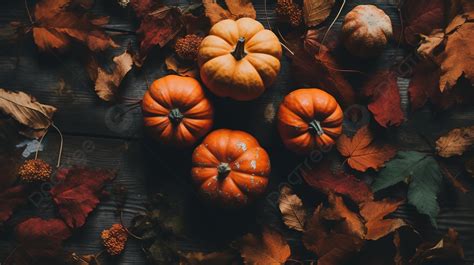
0,0 -> 474,264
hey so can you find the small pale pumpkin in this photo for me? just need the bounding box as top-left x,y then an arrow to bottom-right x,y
277,89 -> 343,154
197,18 -> 282,101
342,5 -> 393,58
142,75 -> 213,147
191,129 -> 270,207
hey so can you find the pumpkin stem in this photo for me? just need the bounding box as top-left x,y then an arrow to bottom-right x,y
308,120 -> 325,136
217,162 -> 231,179
231,37 -> 247,60
168,108 -> 184,124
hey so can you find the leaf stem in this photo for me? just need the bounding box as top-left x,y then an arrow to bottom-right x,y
319,0 -> 346,56
24,0 -> 34,25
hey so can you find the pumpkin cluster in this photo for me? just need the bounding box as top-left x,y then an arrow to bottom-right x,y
142,18 -> 345,208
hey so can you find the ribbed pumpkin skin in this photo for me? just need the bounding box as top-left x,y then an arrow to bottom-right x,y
277,89 -> 343,154
191,129 -> 270,207
342,5 -> 393,58
142,75 -> 213,147
197,18 -> 282,101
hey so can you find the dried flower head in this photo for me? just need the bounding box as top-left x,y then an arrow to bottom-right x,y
174,34 -> 204,61
275,0 -> 303,27
18,159 -> 52,182
101,224 -> 128,255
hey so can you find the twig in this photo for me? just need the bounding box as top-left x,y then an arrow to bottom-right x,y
264,0 -> 272,30
439,160 -> 470,193
24,0 -> 34,25
3,246 -> 18,265
51,123 -> 64,168
120,210 -> 145,240
319,0 -> 346,56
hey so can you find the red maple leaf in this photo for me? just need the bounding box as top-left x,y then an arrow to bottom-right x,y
0,185 -> 28,224
50,166 -> 116,228
301,159 -> 373,204
15,217 -> 71,257
362,70 -> 404,127
395,0 -> 447,46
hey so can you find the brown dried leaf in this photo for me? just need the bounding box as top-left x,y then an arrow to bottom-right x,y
436,125 -> 474,157
165,55 -> 198,78
360,199 -> 406,240
278,186 -> 306,232
179,251 -> 240,265
237,227 -> 291,265
0,88 -> 57,138
203,0 -> 256,25
417,30 -> 445,60
91,49 -> 134,101
303,0 -> 335,27
337,126 -> 397,172
409,228 -> 464,265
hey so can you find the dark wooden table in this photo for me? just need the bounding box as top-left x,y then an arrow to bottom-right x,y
1,0 -> 474,264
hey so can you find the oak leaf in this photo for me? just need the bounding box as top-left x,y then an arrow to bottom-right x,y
362,70 -> 404,127
15,217 -> 71,257
237,227 -> 291,265
278,186 -> 306,232
436,125 -> 474,157
303,0 -> 335,27
360,199 -> 406,240
203,0 -> 256,25
89,48 -> 134,101
0,185 -> 28,224
301,159 -> 373,204
337,126 -> 397,172
32,0 -> 117,52
0,88 -> 57,138
50,166 -> 116,228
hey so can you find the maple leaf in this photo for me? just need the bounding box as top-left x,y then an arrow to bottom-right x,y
436,125 -> 474,157
0,88 -> 57,139
32,0 -> 117,52
303,0 -> 335,27
360,199 -> 406,240
0,185 -> 28,224
362,70 -> 404,127
302,159 -> 373,204
303,194 -> 366,265
409,228 -> 464,265
88,48 -> 134,101
237,227 -> 291,265
372,151 -> 443,226
50,166 -> 116,228
132,3 -> 183,66
290,37 -> 356,107
15,217 -> 71,257
179,251 -> 240,265
337,126 -> 397,172
278,186 -> 306,232
396,0 -> 446,46
203,0 -> 256,25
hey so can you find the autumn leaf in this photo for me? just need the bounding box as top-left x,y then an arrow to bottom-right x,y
290,37 -> 356,107
337,126 -> 397,172
203,0 -> 256,25
0,185 -> 28,224
50,166 -> 116,228
32,0 -> 117,52
362,70 -> 404,127
303,194 -> 366,265
0,88 -> 57,138
303,0 -> 335,27
372,151 -> 443,226
165,55 -> 198,78
301,159 -> 373,204
360,199 -> 406,240
237,227 -> 291,265
132,3 -> 183,66
15,217 -> 71,257
278,186 -> 306,232
396,0 -> 446,46
417,30 -> 445,61
89,48 -> 134,102
436,125 -> 474,157
179,250 -> 240,265
409,228 -> 464,265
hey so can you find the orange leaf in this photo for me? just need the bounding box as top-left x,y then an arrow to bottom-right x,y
337,126 -> 397,172
360,199 -> 406,240
237,227 -> 290,264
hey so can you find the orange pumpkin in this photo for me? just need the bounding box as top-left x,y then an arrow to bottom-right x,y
191,129 -> 271,207
277,89 -> 343,154
197,18 -> 282,101
142,75 -> 213,147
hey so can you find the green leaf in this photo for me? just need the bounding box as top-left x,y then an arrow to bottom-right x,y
372,151 -> 442,226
